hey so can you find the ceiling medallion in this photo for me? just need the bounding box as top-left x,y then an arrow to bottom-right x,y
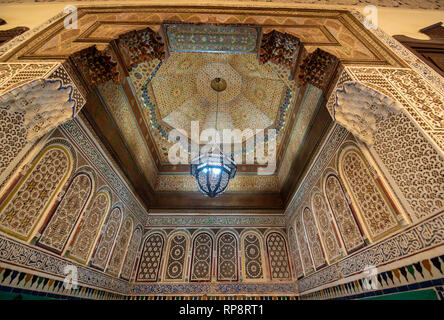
191,76 -> 236,197
210,77 -> 227,92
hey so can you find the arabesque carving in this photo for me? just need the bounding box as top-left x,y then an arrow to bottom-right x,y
333,82 -> 401,145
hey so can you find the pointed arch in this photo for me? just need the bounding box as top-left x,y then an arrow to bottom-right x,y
294,211 -> 314,275
67,186 -> 111,264
310,189 -> 343,263
120,224 -> 143,281
162,230 -> 190,282
287,226 -> 304,279
136,230 -> 166,282
190,231 -> 214,282
241,230 -> 266,281
37,167 -> 94,254
338,145 -> 401,242
324,172 -> 365,253
107,216 -> 133,277
90,203 -> 123,271
0,141 -> 74,241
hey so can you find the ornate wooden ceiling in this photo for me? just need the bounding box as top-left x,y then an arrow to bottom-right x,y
0,5 -> 405,212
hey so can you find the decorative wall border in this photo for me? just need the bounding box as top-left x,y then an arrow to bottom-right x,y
145,215 -> 286,228
0,267 -> 125,300
60,118 -> 147,225
129,282 -> 298,295
126,295 -> 298,300
300,252 -> 444,300
298,210 -> 444,293
350,10 -> 444,94
285,123 -> 349,222
0,235 -> 129,294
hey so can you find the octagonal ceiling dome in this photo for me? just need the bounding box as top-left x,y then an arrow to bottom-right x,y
148,52 -> 288,144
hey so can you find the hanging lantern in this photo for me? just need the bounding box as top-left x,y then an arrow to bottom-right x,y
190,148 -> 237,198
190,74 -> 236,197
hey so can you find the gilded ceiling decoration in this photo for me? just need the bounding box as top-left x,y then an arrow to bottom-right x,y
0,7 -> 403,66
143,52 -> 289,151
165,23 -> 260,54
99,22 -> 336,192
298,48 -> 340,94
155,174 -> 280,192
117,27 -> 165,70
0,5 -> 406,195
98,80 -> 158,188
71,46 -> 119,87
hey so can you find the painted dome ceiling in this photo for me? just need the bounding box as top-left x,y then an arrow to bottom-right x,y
93,20 -> 340,198
148,52 -> 287,139
139,52 -> 292,156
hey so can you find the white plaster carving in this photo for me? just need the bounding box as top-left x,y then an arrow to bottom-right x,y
0,79 -> 75,143
333,82 -> 401,146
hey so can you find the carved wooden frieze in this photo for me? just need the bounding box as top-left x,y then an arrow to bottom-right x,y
71,46 -> 119,88
117,27 -> 165,71
333,81 -> 401,146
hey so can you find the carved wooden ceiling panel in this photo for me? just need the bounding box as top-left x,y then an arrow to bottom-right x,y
0,5 -> 406,208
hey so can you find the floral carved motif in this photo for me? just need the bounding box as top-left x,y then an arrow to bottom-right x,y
287,228 -> 303,279
190,233 -> 213,282
0,146 -> 71,241
266,232 -> 291,280
325,174 -> 364,253
107,217 -> 133,277
340,148 -> 400,241
217,233 -> 238,281
120,227 -> 143,280
311,192 -> 342,262
164,233 -> 187,281
294,211 -> 314,275
91,207 -> 122,271
372,112 -> 444,220
38,173 -> 92,253
68,192 -> 110,263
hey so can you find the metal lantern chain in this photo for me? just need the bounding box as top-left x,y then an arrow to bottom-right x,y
190,67 -> 237,198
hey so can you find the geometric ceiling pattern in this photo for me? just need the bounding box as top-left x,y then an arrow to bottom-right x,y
164,23 -> 260,54
0,5 -> 407,206
140,52 -> 289,160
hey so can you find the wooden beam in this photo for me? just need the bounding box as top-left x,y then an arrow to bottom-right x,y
150,191 -> 283,211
